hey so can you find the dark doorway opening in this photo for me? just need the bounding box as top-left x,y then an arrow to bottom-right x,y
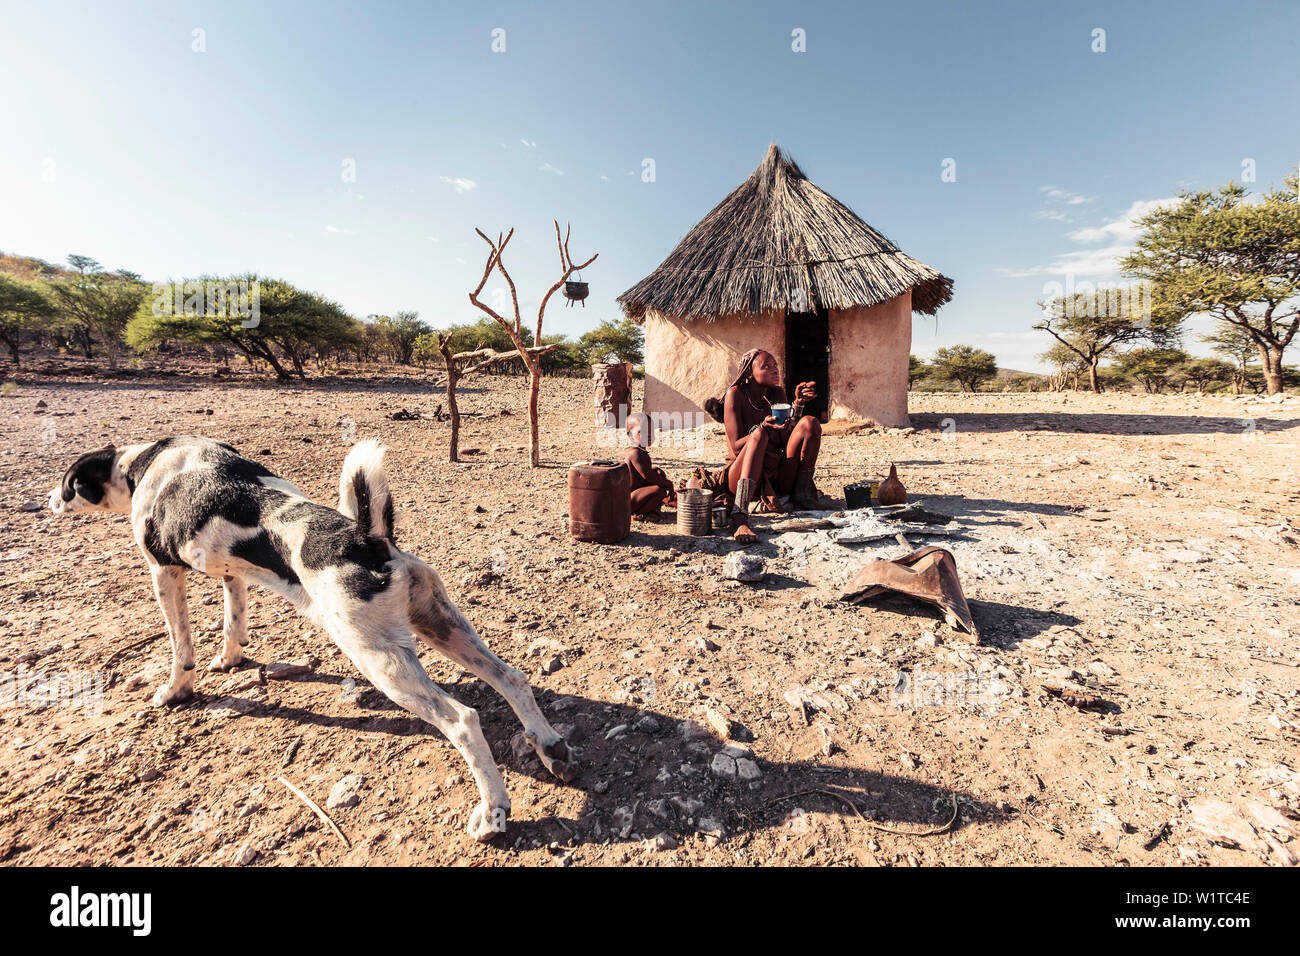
785,308 -> 829,422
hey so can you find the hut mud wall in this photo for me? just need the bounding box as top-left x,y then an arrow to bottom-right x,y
642,308 -> 785,428
642,292 -> 912,430
827,291 -> 912,428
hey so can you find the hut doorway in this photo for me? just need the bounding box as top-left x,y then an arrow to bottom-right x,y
784,308 -> 829,421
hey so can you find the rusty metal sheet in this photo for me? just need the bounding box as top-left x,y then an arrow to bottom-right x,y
839,546 -> 980,642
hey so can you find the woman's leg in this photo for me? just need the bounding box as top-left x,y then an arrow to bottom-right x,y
779,416 -> 823,506
777,416 -> 821,489
726,429 -> 767,542
727,428 -> 768,494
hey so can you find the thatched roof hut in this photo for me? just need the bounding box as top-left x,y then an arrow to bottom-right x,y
619,144 -> 952,429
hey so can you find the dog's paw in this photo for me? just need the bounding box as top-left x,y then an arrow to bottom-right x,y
151,683 -> 194,708
208,651 -> 244,672
466,800 -> 510,843
534,735 -> 578,783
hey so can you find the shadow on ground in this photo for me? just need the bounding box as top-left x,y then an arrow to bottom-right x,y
214,681 -> 997,851
910,410 -> 1298,437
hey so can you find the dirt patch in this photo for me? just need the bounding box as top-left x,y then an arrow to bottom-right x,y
1,371 -> 1297,866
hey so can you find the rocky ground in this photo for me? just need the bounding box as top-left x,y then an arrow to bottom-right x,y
1,362 -> 1298,867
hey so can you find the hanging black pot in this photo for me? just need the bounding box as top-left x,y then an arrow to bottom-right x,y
564,278 -> 589,307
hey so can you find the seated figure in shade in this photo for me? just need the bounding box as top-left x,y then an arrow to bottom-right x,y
715,348 -> 822,542
624,412 -> 677,520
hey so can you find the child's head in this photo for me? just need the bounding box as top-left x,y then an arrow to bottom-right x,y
626,412 -> 653,448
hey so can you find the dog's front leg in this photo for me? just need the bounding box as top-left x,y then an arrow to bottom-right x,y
209,575 -> 248,672
149,564 -> 196,706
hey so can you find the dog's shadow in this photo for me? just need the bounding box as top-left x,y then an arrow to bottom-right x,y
478,687 -> 998,850
231,674 -> 1000,851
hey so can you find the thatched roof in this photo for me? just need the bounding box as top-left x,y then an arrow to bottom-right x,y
618,144 -> 953,321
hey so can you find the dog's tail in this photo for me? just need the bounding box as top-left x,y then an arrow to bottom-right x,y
339,439 -> 395,540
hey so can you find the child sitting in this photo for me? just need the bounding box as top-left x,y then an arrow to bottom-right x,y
625,412 -> 676,519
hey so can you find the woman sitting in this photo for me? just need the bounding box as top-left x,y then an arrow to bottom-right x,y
720,349 -> 823,542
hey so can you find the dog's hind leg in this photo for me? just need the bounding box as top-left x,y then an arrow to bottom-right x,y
409,587 -> 575,782
209,575 -> 249,672
336,632 -> 512,842
149,565 -> 196,707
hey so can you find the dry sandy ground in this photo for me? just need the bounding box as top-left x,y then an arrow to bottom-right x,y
1,365 -> 1298,867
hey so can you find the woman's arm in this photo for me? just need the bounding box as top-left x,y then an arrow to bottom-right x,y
723,387 -> 748,457
787,382 -> 817,419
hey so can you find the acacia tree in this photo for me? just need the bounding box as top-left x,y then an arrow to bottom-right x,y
1034,288 -> 1178,393
908,354 -> 929,389
375,311 -> 430,364
468,221 -> 597,467
1123,176 -> 1300,395
1203,323 -> 1260,394
1110,348 -> 1190,394
578,317 -> 643,365
1180,356 -> 1235,392
49,256 -> 149,369
930,345 -> 998,392
412,332 -> 439,368
0,274 -> 56,365
127,276 -> 358,379
1040,341 -> 1089,391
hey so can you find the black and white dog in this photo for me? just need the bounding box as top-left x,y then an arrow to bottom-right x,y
50,436 -> 573,841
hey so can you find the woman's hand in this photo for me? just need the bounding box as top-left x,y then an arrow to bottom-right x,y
794,381 -> 817,402
762,416 -> 792,432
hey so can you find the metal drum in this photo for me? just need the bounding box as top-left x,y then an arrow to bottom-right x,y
567,460 -> 631,543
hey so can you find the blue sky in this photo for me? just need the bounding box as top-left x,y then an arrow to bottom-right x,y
2,0 -> 1297,370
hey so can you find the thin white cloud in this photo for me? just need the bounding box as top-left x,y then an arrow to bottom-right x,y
599,174 -> 610,181
324,225 -> 354,234
1067,197 -> 1177,245
454,256 -> 468,265
996,244 -> 1134,278
440,176 -> 478,193
426,236 -> 440,242
1001,196 -> 1180,278
539,162 -> 564,176
985,330 -> 1042,340
1031,186 -> 1095,224
521,138 -> 537,148
1040,186 -> 1095,206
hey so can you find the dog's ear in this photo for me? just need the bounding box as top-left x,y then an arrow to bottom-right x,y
61,445 -> 118,505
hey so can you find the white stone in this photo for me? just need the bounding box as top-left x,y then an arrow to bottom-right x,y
327,773 -> 366,810
723,553 -> 766,582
